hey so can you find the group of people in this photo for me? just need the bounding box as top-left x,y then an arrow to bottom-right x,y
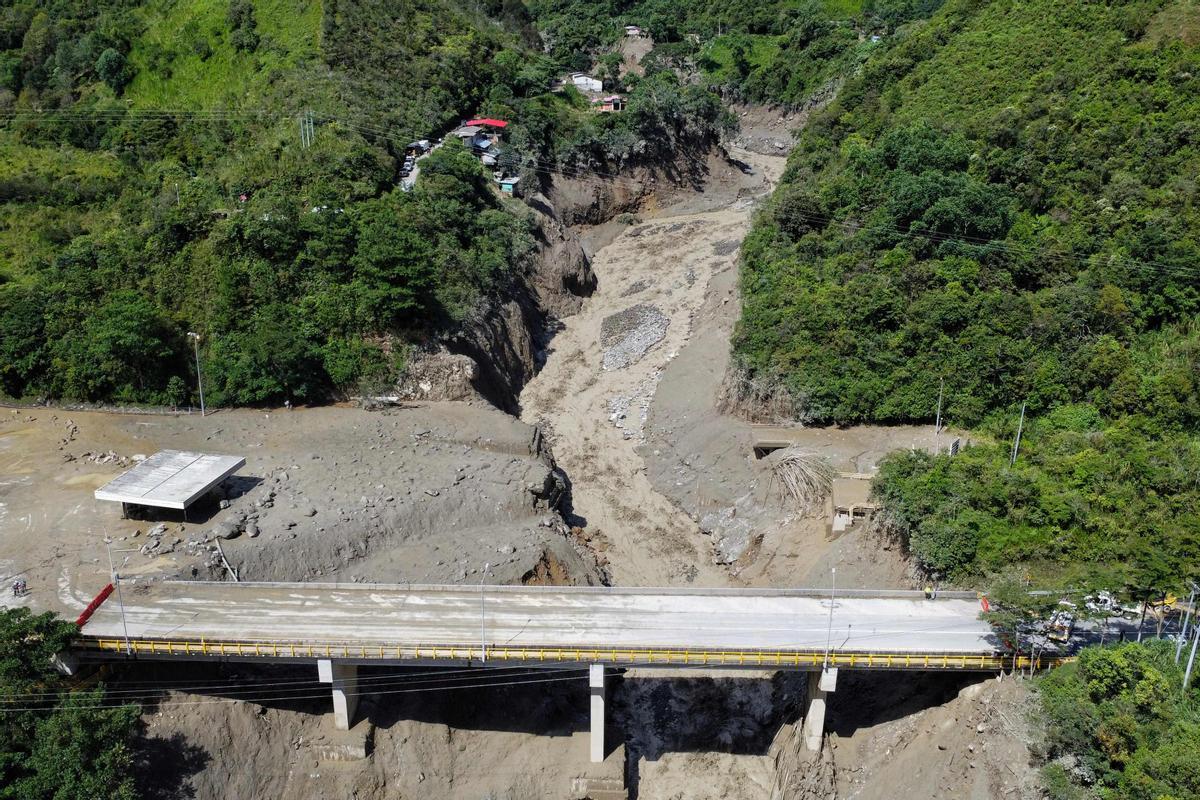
11,578 -> 27,597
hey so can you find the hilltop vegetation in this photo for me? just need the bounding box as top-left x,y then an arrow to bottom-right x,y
730,0 -> 1200,590
529,0 -> 944,105
0,0 -> 731,407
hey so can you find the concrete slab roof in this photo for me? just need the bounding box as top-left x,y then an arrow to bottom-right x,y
93,450 -> 245,510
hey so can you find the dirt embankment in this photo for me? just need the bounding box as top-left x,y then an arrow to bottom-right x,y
0,403 -> 600,617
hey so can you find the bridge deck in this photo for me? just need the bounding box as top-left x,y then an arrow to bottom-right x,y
79,581 -> 1002,668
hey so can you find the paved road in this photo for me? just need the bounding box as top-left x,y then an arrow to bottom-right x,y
81,581 -> 998,655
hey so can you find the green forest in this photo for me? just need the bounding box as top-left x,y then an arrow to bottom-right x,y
0,608 -> 140,798
732,0 -> 1200,590
1036,641 -> 1200,800
0,0 -> 731,407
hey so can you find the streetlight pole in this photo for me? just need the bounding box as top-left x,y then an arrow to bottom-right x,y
104,538 -> 133,656
480,562 -> 490,663
187,332 -> 205,417
823,567 -> 836,670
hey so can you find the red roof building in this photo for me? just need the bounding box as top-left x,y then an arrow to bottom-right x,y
465,118 -> 508,129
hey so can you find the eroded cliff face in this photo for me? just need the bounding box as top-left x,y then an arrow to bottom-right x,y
392,143 -> 726,413
392,204 -> 595,412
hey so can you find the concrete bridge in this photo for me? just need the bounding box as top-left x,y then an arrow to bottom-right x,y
75,581 -> 1043,759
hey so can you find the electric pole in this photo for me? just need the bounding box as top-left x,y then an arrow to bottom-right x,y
935,377 -> 944,453
1180,584 -> 1198,664
105,538 -> 133,656
1184,622 -> 1199,694
1009,402 -> 1026,467
823,567 -> 836,669
187,332 -> 205,416
299,110 -> 315,148
480,561 -> 490,663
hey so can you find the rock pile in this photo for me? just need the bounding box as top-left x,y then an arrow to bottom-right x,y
600,304 -> 669,370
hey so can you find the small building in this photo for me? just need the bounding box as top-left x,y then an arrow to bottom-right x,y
465,118 -> 509,130
624,25 -> 644,37
591,95 -> 625,113
569,72 -> 603,93
94,450 -> 246,520
498,177 -> 521,197
826,475 -> 877,538
452,125 -> 482,141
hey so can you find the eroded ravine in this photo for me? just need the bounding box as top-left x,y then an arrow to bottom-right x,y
520,155 -> 784,586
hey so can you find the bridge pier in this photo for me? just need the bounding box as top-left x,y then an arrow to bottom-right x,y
590,663 -> 605,763
803,667 -> 837,751
318,659 -> 359,730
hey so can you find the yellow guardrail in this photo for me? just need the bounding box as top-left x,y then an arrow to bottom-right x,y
76,637 -> 1064,671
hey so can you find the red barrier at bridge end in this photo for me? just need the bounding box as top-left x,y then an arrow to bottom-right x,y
76,583 -> 114,628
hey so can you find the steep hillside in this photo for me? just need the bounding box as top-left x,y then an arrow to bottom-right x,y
732,0 -> 1200,588
529,0 -> 945,105
0,0 -> 731,408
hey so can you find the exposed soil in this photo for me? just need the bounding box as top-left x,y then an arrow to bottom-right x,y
519,206 -> 764,587
0,402 -> 598,620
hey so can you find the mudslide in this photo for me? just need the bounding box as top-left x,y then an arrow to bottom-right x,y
520,155 -> 784,587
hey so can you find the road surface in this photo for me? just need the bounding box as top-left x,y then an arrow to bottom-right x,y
80,581 -> 999,660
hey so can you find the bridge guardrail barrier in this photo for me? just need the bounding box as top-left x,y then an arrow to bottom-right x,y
77,636 -> 1065,671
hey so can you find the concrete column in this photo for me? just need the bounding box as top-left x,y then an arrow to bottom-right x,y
318,659 -> 359,730
802,667 -> 837,751
589,664 -> 605,763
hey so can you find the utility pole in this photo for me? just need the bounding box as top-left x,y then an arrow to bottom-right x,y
299,110 -> 315,148
104,538 -> 133,656
1184,622 -> 1199,694
187,332 -> 205,416
480,562 -> 490,663
934,377 -> 944,453
1009,402 -> 1026,467
1180,584 -> 1198,664
823,567 -> 836,669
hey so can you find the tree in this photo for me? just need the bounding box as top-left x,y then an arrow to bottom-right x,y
95,48 -> 129,93
351,201 -> 437,328
0,286 -> 48,398
0,609 -> 139,799
164,374 -> 188,409
55,290 -> 180,402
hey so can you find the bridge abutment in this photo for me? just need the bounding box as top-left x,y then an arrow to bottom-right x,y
803,667 -> 837,751
318,659 -> 359,730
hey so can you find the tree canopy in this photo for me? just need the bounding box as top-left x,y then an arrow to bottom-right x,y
0,608 -> 139,800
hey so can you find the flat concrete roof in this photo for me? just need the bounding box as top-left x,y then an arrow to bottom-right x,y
94,450 -> 245,510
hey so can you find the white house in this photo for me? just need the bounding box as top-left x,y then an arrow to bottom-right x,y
569,72 -> 603,93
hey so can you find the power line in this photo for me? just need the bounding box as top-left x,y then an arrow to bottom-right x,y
0,670 -> 600,714
0,664 -> 591,704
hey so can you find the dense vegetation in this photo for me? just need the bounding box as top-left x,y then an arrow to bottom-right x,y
733,0 -> 1200,588
0,608 -> 140,799
0,0 -> 732,406
1036,641 -> 1200,800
